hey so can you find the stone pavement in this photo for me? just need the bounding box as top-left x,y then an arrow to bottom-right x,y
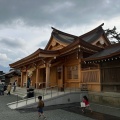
0,93 -> 120,120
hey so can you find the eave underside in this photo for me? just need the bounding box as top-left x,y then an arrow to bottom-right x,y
83,43 -> 120,61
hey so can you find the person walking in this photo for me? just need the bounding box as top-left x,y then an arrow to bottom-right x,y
13,80 -> 17,92
27,77 -> 31,88
37,96 -> 46,119
7,83 -> 12,95
81,95 -> 92,113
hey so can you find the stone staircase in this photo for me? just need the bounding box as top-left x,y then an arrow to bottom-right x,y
10,87 -> 28,98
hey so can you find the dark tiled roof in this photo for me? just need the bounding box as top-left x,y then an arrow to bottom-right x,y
52,32 -> 76,44
5,69 -> 21,76
84,43 -> 120,60
52,24 -> 106,45
81,28 -> 104,43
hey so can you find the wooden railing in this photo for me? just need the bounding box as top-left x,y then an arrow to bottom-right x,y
81,69 -> 100,83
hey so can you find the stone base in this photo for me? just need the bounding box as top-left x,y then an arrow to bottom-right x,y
88,92 -> 120,108
59,87 -> 64,91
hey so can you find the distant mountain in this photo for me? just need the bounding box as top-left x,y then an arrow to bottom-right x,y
0,65 -> 10,73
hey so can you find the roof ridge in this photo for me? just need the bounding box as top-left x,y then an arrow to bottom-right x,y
79,23 -> 104,38
51,27 -> 78,38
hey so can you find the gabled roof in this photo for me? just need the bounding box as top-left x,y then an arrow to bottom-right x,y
59,37 -> 103,55
83,43 -> 120,61
81,27 -> 104,43
45,23 -> 111,50
5,69 -> 21,76
79,23 -> 111,45
52,32 -> 75,44
45,27 -> 77,50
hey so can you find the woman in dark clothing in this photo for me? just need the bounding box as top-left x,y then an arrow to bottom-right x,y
27,77 -> 31,88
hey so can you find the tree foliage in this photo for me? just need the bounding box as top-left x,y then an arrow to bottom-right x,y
105,26 -> 120,43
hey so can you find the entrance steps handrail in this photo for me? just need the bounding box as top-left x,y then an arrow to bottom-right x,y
7,82 -> 88,109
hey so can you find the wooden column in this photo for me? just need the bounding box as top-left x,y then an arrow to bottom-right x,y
78,59 -> 82,81
25,72 -> 28,88
46,63 -> 50,87
79,59 -> 82,88
36,68 -> 39,89
21,72 -> 23,87
99,65 -> 102,92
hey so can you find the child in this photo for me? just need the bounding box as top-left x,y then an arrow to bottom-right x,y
37,96 -> 46,119
81,95 -> 92,113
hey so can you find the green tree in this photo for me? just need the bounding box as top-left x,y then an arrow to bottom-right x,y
105,26 -> 120,43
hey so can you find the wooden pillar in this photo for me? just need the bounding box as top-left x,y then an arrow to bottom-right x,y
21,72 -> 23,87
46,63 -> 50,87
36,68 -> 39,89
25,72 -> 28,88
99,65 -> 102,92
78,61 -> 81,82
79,59 -> 82,84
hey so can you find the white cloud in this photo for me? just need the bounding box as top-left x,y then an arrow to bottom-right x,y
0,53 -> 12,67
0,53 -> 11,61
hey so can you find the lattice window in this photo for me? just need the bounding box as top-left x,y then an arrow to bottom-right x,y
57,66 -> 62,79
67,65 -> 78,79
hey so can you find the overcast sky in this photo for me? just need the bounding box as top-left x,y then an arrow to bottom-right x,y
0,0 -> 120,67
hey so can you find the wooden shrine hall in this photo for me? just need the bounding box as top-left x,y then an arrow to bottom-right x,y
9,23 -> 120,92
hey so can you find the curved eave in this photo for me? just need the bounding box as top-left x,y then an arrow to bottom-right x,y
44,32 -> 53,50
45,28 -> 77,50
79,23 -> 104,38
10,48 -> 59,67
82,51 -> 120,62
78,38 -> 103,51
51,27 -> 77,38
79,23 -> 111,45
82,43 -> 120,61
59,38 -> 103,54
52,34 -> 72,45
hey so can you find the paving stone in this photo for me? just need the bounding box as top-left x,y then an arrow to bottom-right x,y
0,94 -> 120,120
0,95 -> 93,120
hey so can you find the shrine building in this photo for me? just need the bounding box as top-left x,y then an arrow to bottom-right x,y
9,23 -> 120,93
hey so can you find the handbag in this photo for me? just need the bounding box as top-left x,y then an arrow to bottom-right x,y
80,102 -> 86,107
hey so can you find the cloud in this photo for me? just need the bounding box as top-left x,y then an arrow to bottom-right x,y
0,0 -> 120,27
37,40 -> 48,49
0,53 -> 12,67
0,37 -> 25,48
0,53 -> 10,61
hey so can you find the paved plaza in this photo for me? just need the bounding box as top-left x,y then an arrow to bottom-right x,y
0,93 -> 120,120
